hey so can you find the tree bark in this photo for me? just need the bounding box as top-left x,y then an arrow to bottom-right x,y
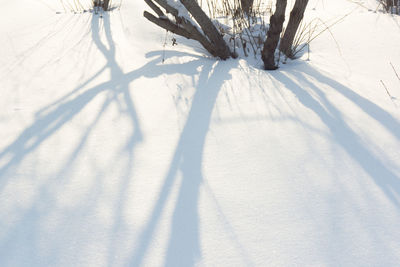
179,0 -> 232,59
103,0 -> 110,11
143,11 -> 218,57
279,0 -> 309,58
262,0 -> 287,70
386,0 -> 393,11
143,0 -> 233,59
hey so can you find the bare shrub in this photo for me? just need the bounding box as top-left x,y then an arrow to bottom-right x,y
378,0 -> 400,14
59,0 -> 115,12
200,0 -> 273,57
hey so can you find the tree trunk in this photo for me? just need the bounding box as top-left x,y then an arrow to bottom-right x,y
143,0 -> 233,59
386,0 -> 393,12
241,0 -> 254,15
279,0 -> 309,58
180,0 -> 232,59
262,0 -> 287,70
103,0 -> 110,11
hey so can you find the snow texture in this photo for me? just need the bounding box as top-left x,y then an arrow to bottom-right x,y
1,0 -> 400,266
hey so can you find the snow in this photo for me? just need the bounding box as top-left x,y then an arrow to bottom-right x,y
1,0 -> 400,266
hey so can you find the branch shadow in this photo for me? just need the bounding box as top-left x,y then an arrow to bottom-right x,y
0,12 -> 143,265
0,12 -> 208,265
0,10 -> 258,266
127,59 -> 238,267
0,16 -> 202,191
271,63 -> 400,208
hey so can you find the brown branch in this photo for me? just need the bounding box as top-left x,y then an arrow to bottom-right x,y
180,0 -> 232,59
144,0 -> 234,59
143,11 -> 218,57
151,0 -> 179,17
144,0 -> 165,17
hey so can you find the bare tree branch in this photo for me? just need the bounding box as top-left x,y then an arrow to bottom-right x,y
143,0 -> 232,59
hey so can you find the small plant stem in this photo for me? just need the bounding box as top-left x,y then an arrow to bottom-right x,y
390,62 -> 400,82
380,80 -> 397,107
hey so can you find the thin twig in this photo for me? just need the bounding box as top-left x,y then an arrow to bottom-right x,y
162,30 -> 168,63
380,79 -> 397,107
390,62 -> 400,82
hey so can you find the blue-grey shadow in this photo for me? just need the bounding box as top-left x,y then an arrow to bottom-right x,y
0,15 -> 203,191
0,12 -> 207,266
127,59 -> 237,267
272,63 -> 400,208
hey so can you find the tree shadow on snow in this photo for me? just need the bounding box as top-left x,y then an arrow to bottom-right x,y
0,11 -> 240,266
0,14 -> 202,190
127,58 -> 237,267
0,12 -> 142,265
272,63 -> 400,208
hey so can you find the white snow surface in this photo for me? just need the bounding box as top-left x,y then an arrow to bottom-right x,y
1,0 -> 400,266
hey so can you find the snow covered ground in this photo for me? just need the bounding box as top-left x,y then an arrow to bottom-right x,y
1,0 -> 400,266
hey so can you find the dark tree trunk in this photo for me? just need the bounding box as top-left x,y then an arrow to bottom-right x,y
386,0 -> 393,11
143,0 -> 233,60
279,0 -> 309,58
241,0 -> 254,15
262,0 -> 287,70
180,0 -> 232,59
103,0 -> 110,11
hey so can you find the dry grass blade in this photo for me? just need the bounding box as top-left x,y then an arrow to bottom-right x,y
390,62 -> 400,83
289,7 -> 359,59
380,79 -> 397,107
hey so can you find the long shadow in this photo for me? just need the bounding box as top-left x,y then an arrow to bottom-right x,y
0,12 -> 142,264
89,13 -> 144,267
0,29 -> 203,191
300,64 -> 400,141
272,65 -> 400,208
88,13 -> 207,267
0,11 -> 207,265
0,14 -> 115,187
128,60 -> 236,267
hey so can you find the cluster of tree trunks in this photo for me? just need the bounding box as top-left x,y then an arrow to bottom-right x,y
93,0 -> 110,11
279,0 -> 309,58
383,0 -> 400,13
262,0 -> 309,69
143,0 -> 309,70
